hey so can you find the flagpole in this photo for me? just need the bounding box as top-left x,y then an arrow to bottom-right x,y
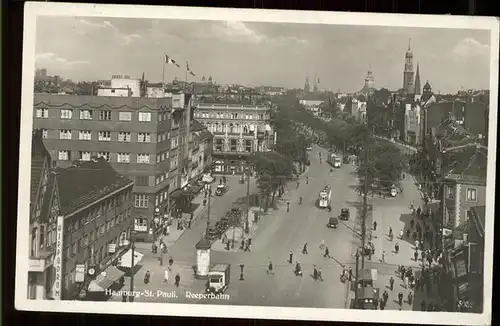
184,63 -> 188,93
162,53 -> 166,88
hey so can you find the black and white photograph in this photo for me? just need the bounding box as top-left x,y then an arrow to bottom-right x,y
15,2 -> 497,325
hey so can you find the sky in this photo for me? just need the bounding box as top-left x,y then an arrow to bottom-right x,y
34,17 -> 492,93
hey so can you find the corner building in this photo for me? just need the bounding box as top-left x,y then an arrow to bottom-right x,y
193,101 -> 274,173
33,93 -> 193,242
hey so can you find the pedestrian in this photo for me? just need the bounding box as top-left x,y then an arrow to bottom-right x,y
381,250 -> 386,263
394,242 -> 399,254
296,181 -> 300,189
406,229 -> 411,239
373,221 -> 377,231
389,276 -> 394,291
415,239 -> 420,250
267,260 -> 274,275
163,269 -> 169,283
144,270 -> 151,284
421,300 -> 426,311
168,257 -> 174,270
348,267 -> 353,281
417,207 -> 422,216
299,196 -> 303,205
414,251 -> 418,261
317,268 -> 323,281
151,243 -> 156,254
408,291 -> 413,305
306,176 -> 309,184
287,202 -> 290,212
319,240 -> 325,250
240,239 -> 245,250
404,274 -> 409,288
302,242 -> 308,254
313,265 -> 318,280
289,251 -> 293,264
389,227 -> 393,238
383,290 -> 389,305
175,273 -> 180,287
324,247 -> 330,258
398,292 -> 403,306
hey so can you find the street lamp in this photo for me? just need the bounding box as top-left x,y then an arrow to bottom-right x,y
354,249 -> 360,301
129,217 -> 136,302
202,173 -> 214,239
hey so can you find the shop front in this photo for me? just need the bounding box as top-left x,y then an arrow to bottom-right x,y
86,266 -> 126,301
211,154 -> 252,175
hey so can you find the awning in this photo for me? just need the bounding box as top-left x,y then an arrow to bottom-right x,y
87,266 -> 125,292
118,249 -> 144,269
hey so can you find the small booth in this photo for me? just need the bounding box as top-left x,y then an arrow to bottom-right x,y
86,266 -> 125,301
357,268 -> 378,288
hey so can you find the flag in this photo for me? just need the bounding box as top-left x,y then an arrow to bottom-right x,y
165,55 -> 180,67
186,61 -> 196,77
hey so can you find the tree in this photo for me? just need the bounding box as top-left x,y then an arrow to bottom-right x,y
252,151 -> 295,211
356,140 -> 407,195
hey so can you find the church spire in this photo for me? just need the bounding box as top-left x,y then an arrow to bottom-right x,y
414,62 -> 421,95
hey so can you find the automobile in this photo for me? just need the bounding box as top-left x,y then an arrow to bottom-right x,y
340,208 -> 350,220
215,184 -> 228,196
327,216 -> 339,228
306,146 -> 312,151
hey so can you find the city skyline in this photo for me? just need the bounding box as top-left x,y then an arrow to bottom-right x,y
35,17 -> 492,93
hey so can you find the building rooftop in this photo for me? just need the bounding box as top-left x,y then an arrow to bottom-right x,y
54,157 -> 134,216
194,100 -> 269,109
443,145 -> 487,182
435,118 -> 476,149
34,93 -> 174,110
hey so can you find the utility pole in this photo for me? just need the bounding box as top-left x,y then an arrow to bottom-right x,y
361,143 -> 369,269
129,218 -> 136,302
245,167 -> 251,234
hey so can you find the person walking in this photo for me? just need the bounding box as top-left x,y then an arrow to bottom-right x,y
389,276 -> 395,291
381,250 -> 386,263
414,251 -> 418,261
317,268 -> 323,281
175,273 -> 180,287
299,196 -> 303,205
163,269 -> 169,284
288,250 -> 293,264
398,292 -> 404,307
373,221 -> 377,231
144,270 -> 151,284
399,229 -> 404,239
313,265 -> 318,280
302,242 -> 308,255
383,290 -> 389,306
267,260 -> 274,275
319,240 -> 325,250
394,242 -> 400,254
324,246 -> 330,258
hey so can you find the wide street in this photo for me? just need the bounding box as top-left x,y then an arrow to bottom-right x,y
111,145 -> 363,308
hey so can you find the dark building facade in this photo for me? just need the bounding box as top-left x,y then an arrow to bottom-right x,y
32,93 -> 193,242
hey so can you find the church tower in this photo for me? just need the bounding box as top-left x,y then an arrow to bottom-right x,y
414,63 -> 421,95
304,76 -> 310,93
403,39 -> 415,94
364,65 -> 375,89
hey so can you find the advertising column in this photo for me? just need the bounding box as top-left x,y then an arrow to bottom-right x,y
51,215 -> 64,300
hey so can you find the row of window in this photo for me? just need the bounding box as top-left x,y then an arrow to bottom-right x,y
445,185 -> 478,202
194,111 -> 265,120
36,108 -> 154,122
214,139 -> 254,152
58,150 -> 152,164
202,122 -> 265,135
41,129 -> 174,144
135,179 -> 175,209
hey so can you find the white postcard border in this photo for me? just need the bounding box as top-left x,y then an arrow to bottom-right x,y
15,2 -> 498,325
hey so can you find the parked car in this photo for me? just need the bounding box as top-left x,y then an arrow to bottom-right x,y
340,208 -> 350,220
327,216 -> 339,228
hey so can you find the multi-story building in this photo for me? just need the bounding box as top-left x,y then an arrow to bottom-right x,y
193,101 -> 274,174
189,120 -> 213,179
96,75 -> 142,97
28,130 -> 136,300
403,101 -> 422,146
54,157 -> 134,300
32,93 -> 193,242
28,130 -> 61,300
441,144 -> 487,229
